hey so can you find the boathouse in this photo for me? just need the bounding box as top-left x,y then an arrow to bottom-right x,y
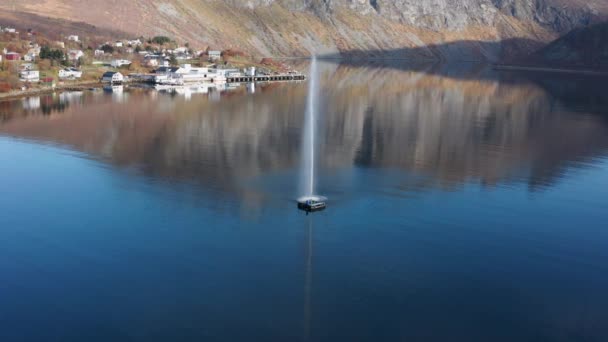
102,71 -> 124,84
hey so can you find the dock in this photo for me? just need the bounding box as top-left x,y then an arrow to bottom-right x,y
226,74 -> 306,83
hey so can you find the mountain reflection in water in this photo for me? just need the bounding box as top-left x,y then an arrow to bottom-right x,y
1,62 -> 608,204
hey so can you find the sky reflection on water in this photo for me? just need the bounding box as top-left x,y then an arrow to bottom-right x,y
1,62 -> 608,341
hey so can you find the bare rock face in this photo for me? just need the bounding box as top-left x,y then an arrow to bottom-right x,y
225,0 -> 607,32
372,0 -> 498,30
1,0 -> 607,60
492,0 -> 608,33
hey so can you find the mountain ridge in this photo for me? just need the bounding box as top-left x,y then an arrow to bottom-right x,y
1,1 -> 607,61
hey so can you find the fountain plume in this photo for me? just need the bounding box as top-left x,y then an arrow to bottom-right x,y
300,56 -> 318,198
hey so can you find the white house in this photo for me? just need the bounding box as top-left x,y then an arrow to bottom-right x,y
102,71 -> 124,83
67,35 -> 79,42
94,49 -> 105,57
111,59 -> 131,68
59,68 -> 83,79
145,58 -> 159,67
127,39 -> 142,46
20,70 -> 40,82
67,49 -> 85,61
245,67 -> 256,77
3,27 -> 16,33
23,53 -> 37,62
114,41 -> 124,47
208,51 -> 221,60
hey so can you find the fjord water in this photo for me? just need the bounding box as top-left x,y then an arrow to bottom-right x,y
2,62 -> 608,341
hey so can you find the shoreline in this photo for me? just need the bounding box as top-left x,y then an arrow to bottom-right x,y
494,64 -> 608,76
0,81 -> 104,101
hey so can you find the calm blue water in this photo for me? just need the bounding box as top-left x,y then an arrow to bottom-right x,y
1,62 -> 608,341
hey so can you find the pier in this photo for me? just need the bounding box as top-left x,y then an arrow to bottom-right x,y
226,74 -> 306,83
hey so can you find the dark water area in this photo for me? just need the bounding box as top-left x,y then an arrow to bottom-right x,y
1,62 -> 608,342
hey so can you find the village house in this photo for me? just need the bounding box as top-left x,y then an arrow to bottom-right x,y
126,39 -> 142,46
0,55 -> 3,63
59,68 -> 83,79
3,27 -> 16,33
144,57 -> 160,67
114,41 -> 123,47
23,53 -> 36,62
67,35 -> 79,42
55,41 -> 65,49
28,45 -> 41,56
20,69 -> 40,83
5,52 -> 21,61
145,54 -> 171,67
208,51 -> 221,61
41,77 -> 56,88
111,59 -> 131,68
102,71 -> 124,84
67,49 -> 85,61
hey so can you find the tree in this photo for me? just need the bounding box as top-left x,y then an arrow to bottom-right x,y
135,45 -> 142,53
39,46 -> 64,60
101,44 -> 114,54
152,36 -> 171,45
169,55 -> 178,66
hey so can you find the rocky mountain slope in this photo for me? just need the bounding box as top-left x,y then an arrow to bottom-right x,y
528,22 -> 608,69
1,0 -> 607,61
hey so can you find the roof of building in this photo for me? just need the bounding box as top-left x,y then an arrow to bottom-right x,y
102,71 -> 121,77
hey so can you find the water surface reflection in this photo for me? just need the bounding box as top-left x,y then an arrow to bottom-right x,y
1,62 -> 608,342
2,62 -> 607,202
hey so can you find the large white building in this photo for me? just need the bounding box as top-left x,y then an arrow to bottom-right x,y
59,68 -> 83,79
111,59 -> 131,68
20,70 -> 40,82
155,64 -> 218,85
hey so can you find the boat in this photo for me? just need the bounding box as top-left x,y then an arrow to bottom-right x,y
297,197 -> 327,212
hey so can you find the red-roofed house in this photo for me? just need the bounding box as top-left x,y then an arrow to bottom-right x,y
5,52 -> 20,61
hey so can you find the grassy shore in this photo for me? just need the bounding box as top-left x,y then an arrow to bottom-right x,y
0,80 -> 103,101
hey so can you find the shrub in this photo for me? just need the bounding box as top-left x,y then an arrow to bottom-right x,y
0,82 -> 12,93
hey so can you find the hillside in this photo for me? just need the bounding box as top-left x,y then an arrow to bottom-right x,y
1,0 -> 607,61
528,22 -> 608,70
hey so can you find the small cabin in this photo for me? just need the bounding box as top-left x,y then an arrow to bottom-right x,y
102,71 -> 124,84
208,51 -> 221,60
